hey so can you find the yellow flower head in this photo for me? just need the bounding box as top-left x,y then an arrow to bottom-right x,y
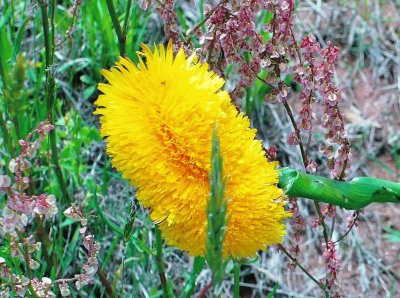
95,43 -> 290,258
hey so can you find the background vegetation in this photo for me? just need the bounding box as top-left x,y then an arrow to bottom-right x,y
0,0 -> 399,297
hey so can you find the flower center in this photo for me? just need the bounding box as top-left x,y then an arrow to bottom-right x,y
158,124 -> 208,181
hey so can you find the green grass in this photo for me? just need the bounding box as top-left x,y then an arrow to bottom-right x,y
0,1 -> 166,296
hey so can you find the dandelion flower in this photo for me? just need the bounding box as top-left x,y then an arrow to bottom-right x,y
94,43 -> 290,258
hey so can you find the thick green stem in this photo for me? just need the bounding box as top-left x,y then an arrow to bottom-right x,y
39,0 -> 71,203
206,125 -> 228,296
278,168 -> 400,210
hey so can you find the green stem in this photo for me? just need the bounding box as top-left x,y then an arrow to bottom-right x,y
155,227 -> 171,298
0,104 -> 12,165
181,256 -> 205,298
39,0 -> 71,203
233,259 -> 240,298
104,0 -> 126,56
122,0 -> 133,35
279,167 -> 400,210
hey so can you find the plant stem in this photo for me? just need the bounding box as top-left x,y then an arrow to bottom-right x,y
97,267 -> 115,297
154,227 -> 171,298
334,211 -> 360,243
281,101 -> 308,166
39,0 -> 71,203
184,0 -> 227,44
278,244 -> 327,293
233,259 -> 240,298
313,202 -> 330,245
279,167 -> 400,209
35,218 -> 54,272
181,256 -> 205,298
104,0 -> 126,56
197,281 -> 213,298
122,0 -> 133,35
0,104 -> 12,165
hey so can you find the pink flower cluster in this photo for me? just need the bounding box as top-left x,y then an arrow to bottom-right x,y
288,198 -> 305,257
0,121 -> 59,297
0,257 -> 31,296
63,204 -> 101,293
322,240 -> 342,297
290,35 -> 351,177
30,278 -> 56,298
322,204 -> 336,218
293,36 -> 318,134
1,121 -> 57,223
1,121 -> 58,237
154,0 -> 183,49
197,1 -> 295,100
0,121 -> 100,297
295,36 -> 351,178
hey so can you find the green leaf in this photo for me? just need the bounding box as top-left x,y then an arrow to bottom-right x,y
11,17 -> 32,63
181,256 -> 206,298
0,7 -> 12,29
80,74 -> 96,85
83,85 -> 97,100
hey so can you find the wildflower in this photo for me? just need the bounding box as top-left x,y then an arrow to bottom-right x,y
1,208 -> 28,234
30,277 -> 55,297
33,194 -> 58,219
82,257 -> 98,275
323,240 -> 342,295
28,258 -> 40,270
8,159 -> 18,173
59,283 -> 70,297
95,43 -> 289,258
75,274 -> 90,291
287,131 -> 300,146
63,204 -> 85,224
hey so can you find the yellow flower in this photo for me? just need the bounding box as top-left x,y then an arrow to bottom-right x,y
94,43 -> 290,258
